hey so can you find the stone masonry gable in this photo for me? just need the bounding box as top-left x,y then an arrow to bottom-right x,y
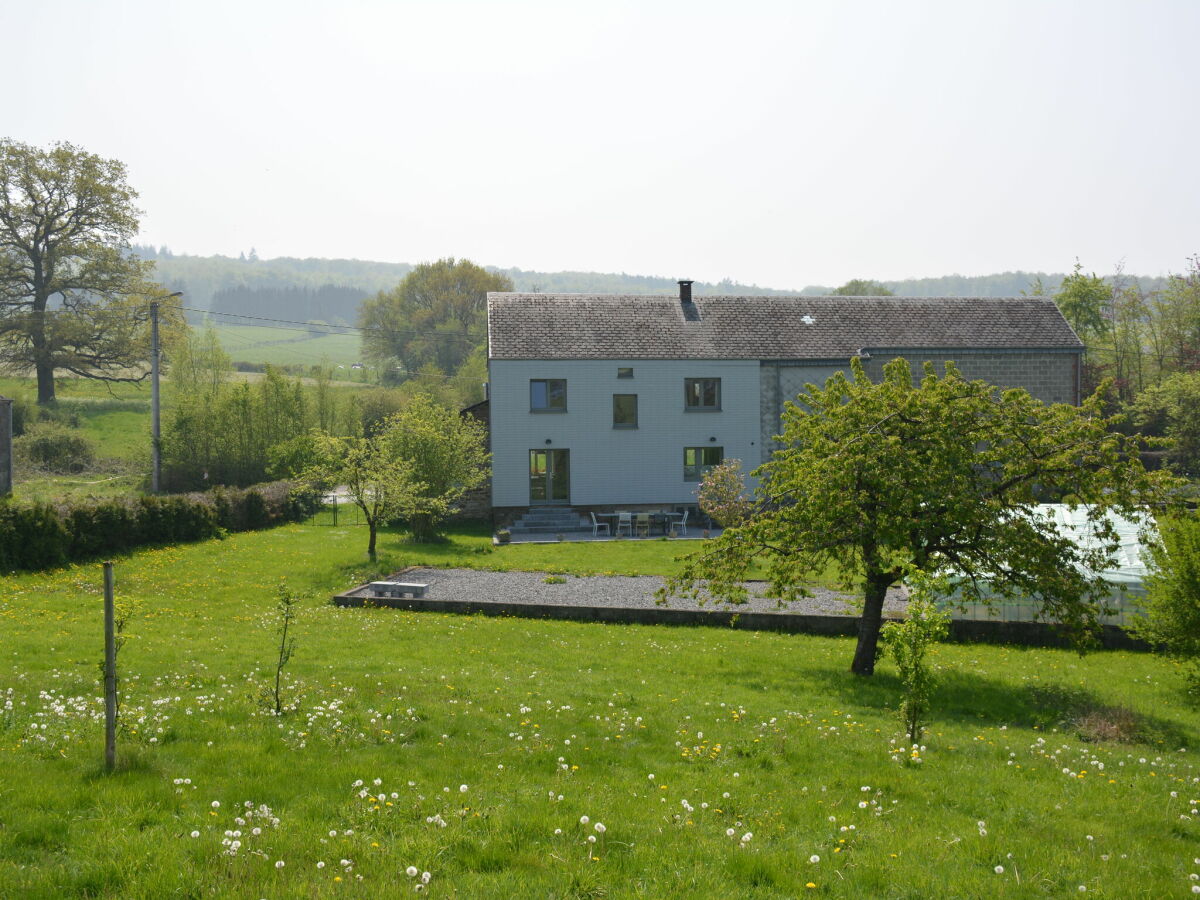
487,294 -> 1083,361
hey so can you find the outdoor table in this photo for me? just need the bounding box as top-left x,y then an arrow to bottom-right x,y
648,512 -> 677,535
595,512 -> 624,535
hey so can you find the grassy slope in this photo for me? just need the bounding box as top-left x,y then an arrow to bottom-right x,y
1,374 -> 367,502
2,378 -> 151,502
212,323 -> 363,369
2,522 -> 1199,898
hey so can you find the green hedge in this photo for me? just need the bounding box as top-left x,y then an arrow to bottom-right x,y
0,481 -> 322,572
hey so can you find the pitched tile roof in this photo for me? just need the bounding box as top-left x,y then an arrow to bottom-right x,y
487,294 -> 1083,360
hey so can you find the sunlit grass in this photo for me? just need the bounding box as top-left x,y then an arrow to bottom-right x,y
212,323 -> 364,370
2,521 -> 1199,897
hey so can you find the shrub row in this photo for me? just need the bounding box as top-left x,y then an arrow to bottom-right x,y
0,481 -> 322,572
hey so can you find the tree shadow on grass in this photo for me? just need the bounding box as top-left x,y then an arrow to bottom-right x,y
804,666 -> 1194,748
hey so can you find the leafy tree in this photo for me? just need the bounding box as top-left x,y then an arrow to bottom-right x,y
306,429 -> 417,561
663,358 -> 1175,675
1132,513 -> 1200,697
358,258 -> 512,380
879,575 -> 951,745
161,328 -> 353,490
1131,372 -> 1200,475
1154,255 -> 1200,373
379,394 -> 489,542
1054,260 -> 1110,341
697,459 -> 753,528
0,139 -> 180,403
830,279 -> 894,296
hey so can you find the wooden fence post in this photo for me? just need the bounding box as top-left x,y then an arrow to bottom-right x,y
103,561 -> 116,772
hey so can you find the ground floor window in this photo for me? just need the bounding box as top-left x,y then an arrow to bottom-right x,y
683,446 -> 723,481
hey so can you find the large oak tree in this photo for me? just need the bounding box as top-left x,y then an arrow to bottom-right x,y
0,139 -> 175,403
664,358 -> 1177,675
358,257 -> 512,381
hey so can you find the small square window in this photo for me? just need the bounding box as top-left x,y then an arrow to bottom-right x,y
613,394 -> 637,428
617,367 -> 634,378
683,446 -> 723,481
684,378 -> 721,410
531,379 -> 567,411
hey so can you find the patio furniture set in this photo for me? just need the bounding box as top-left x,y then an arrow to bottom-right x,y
589,508 -> 689,538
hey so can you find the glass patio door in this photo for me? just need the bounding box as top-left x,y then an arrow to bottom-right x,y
530,449 -> 570,504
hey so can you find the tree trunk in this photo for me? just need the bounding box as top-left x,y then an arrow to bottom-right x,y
367,521 -> 378,560
31,304 -> 56,404
35,356 -> 56,404
410,513 -> 435,543
850,574 -> 892,676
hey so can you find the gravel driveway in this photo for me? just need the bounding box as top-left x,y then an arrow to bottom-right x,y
363,567 -> 908,616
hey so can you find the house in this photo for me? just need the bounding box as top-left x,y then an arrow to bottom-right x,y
485,282 -> 1083,524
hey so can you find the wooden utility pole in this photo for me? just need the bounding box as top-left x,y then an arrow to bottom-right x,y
103,562 -> 117,772
149,291 -> 183,494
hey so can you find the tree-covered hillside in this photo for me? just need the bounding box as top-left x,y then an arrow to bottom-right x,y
135,246 -> 1170,324
136,247 -> 799,317
802,270 -> 1169,298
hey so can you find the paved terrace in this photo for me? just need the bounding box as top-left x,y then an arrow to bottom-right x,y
331,568 -> 1144,650
500,529 -> 723,544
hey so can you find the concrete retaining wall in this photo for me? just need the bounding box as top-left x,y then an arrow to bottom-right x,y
330,591 -> 1145,650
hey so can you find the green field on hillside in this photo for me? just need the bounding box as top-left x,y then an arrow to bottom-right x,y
212,323 -> 365,370
2,521 -> 1198,898
0,377 -> 151,460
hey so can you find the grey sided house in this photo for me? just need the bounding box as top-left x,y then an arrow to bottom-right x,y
485,283 -> 1083,524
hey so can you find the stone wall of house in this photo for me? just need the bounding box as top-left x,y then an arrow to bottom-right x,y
449,479 -> 493,523
759,351 -> 1081,462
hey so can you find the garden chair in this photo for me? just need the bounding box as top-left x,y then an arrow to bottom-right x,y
590,512 -> 610,537
616,512 -> 633,537
635,513 -> 651,537
674,508 -> 689,536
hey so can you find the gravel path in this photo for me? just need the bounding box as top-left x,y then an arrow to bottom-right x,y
361,567 -> 908,616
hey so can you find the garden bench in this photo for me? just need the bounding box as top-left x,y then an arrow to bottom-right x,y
368,581 -> 429,599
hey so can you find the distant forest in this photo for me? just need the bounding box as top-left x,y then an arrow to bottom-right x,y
134,246 -> 1169,324
209,285 -> 369,324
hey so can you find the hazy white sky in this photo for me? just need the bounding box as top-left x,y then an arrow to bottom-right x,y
6,0 -> 1198,288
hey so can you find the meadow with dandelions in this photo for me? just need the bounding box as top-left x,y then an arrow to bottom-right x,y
3,523 -> 1200,898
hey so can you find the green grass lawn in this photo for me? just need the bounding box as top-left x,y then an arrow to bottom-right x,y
2,377 -> 151,501
213,323 -> 365,370
2,521 -> 1199,898
1,377 -> 152,461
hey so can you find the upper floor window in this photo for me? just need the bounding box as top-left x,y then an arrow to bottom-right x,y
617,367 -> 634,378
684,377 -> 721,410
613,394 -> 637,428
531,379 -> 567,412
683,446 -> 723,481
